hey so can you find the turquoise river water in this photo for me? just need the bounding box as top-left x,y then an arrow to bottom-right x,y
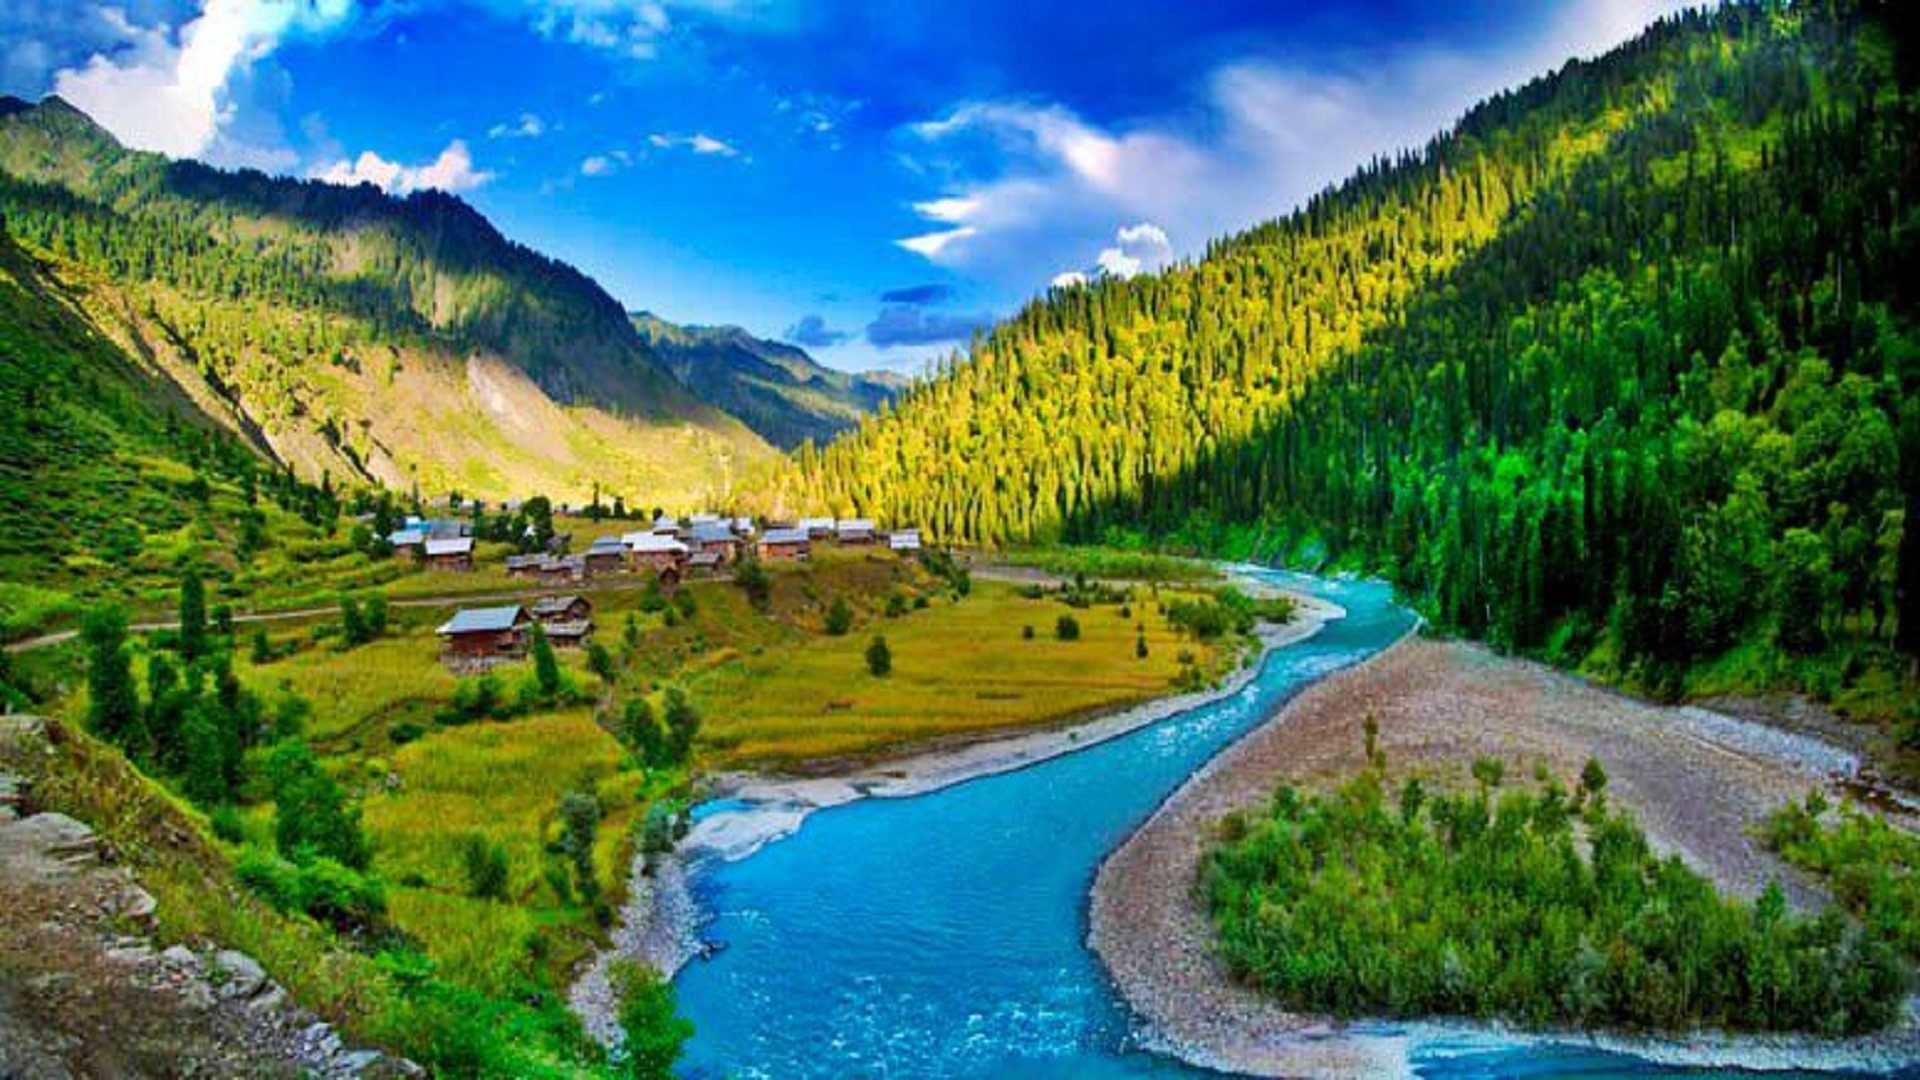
671,570 -> 1865,1079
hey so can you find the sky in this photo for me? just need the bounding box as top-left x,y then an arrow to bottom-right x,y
3,0 -> 1687,373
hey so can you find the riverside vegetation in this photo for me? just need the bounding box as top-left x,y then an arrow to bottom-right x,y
1205,745 -> 1911,1036
762,2 -> 1920,766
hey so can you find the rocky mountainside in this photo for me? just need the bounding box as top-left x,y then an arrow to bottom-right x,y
0,96 -> 772,507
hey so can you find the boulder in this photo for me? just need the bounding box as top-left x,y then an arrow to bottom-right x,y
212,950 -> 267,999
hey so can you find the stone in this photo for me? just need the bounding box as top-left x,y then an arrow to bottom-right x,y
160,944 -> 201,972
244,984 -> 288,1013
212,950 -> 267,999
116,884 -> 159,927
335,1050 -> 384,1075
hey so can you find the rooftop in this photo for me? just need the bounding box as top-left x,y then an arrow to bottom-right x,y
437,605 -> 526,635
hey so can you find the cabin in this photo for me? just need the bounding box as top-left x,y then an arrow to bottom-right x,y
584,536 -> 628,576
651,514 -> 683,536
836,519 -> 876,545
436,605 -> 530,663
625,532 -> 690,582
688,512 -> 722,526
423,536 -> 475,571
537,555 -> 586,584
799,517 -> 835,540
757,527 -> 811,562
541,620 -> 593,649
504,553 -> 545,579
389,528 -> 427,559
732,516 -> 756,536
888,528 -> 923,554
531,595 -> 593,625
685,522 -> 743,564
687,550 -> 725,576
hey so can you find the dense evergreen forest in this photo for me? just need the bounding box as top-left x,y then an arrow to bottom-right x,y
765,3 -> 1920,706
0,96 -> 770,504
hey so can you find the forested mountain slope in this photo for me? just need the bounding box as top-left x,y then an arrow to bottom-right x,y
764,3 -> 1919,705
632,312 -> 903,448
0,97 -> 772,507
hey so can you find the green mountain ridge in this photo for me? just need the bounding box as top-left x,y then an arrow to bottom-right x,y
0,95 -> 774,508
630,311 -> 905,449
763,2 -> 1919,722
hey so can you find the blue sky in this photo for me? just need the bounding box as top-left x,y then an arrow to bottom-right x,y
4,0 -> 1683,372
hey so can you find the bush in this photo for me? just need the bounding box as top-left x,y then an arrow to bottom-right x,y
866,635 -> 892,677
612,960 -> 694,1079
460,833 -> 511,901
236,847 -> 385,931
885,593 -> 908,618
389,721 -> 426,745
208,804 -> 246,844
1055,614 -> 1081,641
824,597 -> 854,636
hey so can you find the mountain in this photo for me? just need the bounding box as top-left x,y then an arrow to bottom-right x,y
762,3 -> 1919,705
0,96 -> 773,508
631,312 -> 905,449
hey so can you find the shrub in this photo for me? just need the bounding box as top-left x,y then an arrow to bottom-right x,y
1055,614 -> 1081,641
1022,625 -> 1035,640
460,833 -> 511,901
866,635 -> 892,677
612,960 -> 693,1079
824,597 -> 854,636
885,593 -> 908,618
389,721 -> 426,745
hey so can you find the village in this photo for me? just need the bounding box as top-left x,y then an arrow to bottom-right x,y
388,512 -> 924,668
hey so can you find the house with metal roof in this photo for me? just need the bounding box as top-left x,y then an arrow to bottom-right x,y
888,528 -> 923,553
836,518 -> 876,544
757,527 -> 811,561
436,605 -> 530,662
424,536 -> 476,571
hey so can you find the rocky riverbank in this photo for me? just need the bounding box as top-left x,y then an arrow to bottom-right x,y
568,581 -> 1344,1043
1088,636 -> 1920,1077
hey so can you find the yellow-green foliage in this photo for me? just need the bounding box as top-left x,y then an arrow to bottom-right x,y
365,711 -> 641,995
686,576 -> 1224,766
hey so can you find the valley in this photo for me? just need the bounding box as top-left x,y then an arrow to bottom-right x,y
1,1 -> 1917,1078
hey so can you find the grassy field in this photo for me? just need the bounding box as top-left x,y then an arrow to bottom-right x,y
687,575 -> 1227,767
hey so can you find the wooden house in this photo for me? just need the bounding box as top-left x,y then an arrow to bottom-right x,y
651,514 -> 683,536
799,517 -> 835,540
836,518 -> 876,545
531,595 -> 593,625
537,555 -> 586,584
757,527 -> 811,562
389,528 -> 427,559
541,620 -> 593,649
504,553 -> 545,579
687,550 -> 725,576
625,532 -> 690,582
436,605 -> 530,660
423,536 -> 475,571
686,522 -> 743,564
888,528 -> 923,554
584,536 -> 628,576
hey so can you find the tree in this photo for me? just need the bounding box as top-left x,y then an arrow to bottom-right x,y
82,605 -> 146,755
663,687 -> 700,764
586,641 -> 616,684
178,569 -> 208,663
866,635 -> 892,677
531,623 -> 562,698
180,701 -> 233,805
1136,633 -> 1149,659
612,960 -> 693,1080
558,790 -> 601,904
1055,614 -> 1081,641
623,698 -> 670,769
338,595 -> 366,647
733,554 -> 771,607
267,741 -> 368,868
825,597 -> 854,636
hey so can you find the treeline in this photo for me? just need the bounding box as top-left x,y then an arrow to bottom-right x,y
766,3 -> 1919,697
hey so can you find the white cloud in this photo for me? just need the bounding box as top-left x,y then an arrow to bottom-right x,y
313,140 -> 494,195
488,112 -> 546,139
1050,271 -> 1088,290
894,0 -> 1690,285
51,0 -> 355,159
648,132 -> 742,159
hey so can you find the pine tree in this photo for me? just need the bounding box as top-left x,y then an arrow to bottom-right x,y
177,569 -> 208,663
81,605 -> 146,756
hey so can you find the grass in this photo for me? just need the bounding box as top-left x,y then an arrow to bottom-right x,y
684,574 -> 1229,767
364,709 -> 645,996
993,545 -> 1224,584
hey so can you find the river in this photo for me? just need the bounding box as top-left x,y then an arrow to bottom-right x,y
668,570 -> 1849,1079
